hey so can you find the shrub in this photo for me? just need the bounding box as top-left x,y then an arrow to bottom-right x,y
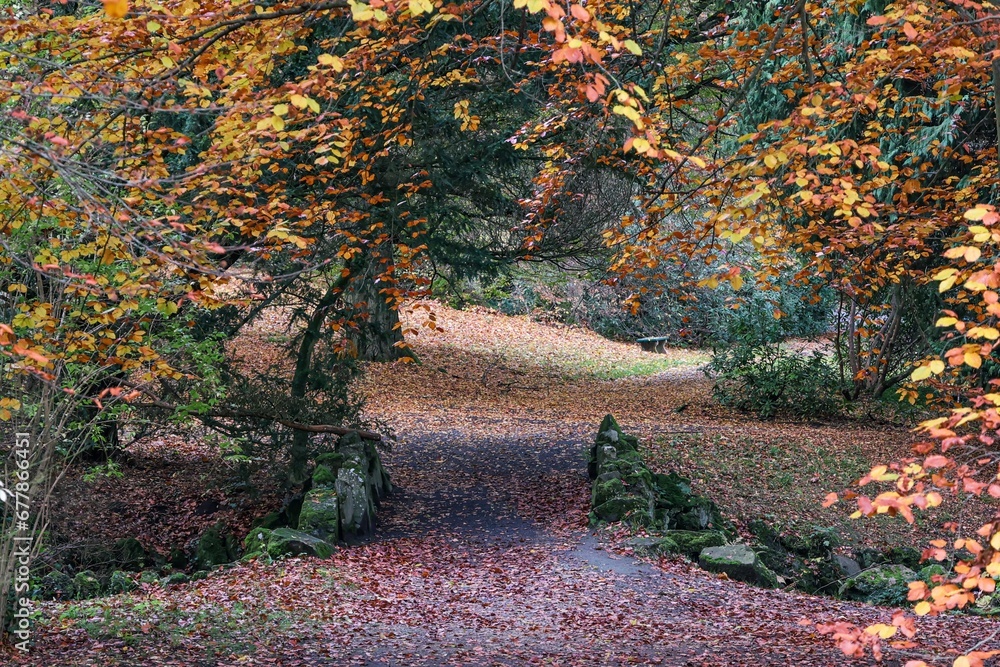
707,338 -> 842,420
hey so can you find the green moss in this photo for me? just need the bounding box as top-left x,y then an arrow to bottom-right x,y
73,571 -> 102,600
107,571 -> 137,594
312,464 -> 337,488
298,488 -> 340,541
664,530 -> 727,558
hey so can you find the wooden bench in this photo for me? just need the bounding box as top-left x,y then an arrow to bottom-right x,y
637,336 -> 670,353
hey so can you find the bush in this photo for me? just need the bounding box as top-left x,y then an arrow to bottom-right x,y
708,338 -> 842,420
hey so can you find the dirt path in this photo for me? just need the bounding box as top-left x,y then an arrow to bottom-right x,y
17,305 -> 1000,666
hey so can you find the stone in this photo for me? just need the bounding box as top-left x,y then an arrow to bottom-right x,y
107,570 -> 137,594
139,570 -> 160,585
336,464 -> 374,537
833,555 -> 862,578
73,570 -> 102,599
113,537 -> 147,571
298,487 -> 340,542
664,530 -> 727,559
312,463 -> 337,488
699,545 -> 778,588
37,570 -> 74,600
243,528 -> 272,559
192,523 -> 237,570
161,572 -> 190,586
626,536 -> 679,556
265,527 -> 334,560
839,564 -> 917,605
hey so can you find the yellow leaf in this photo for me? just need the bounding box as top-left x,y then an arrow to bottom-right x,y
930,359 -> 945,374
290,95 -> 309,109
936,317 -> 957,327
410,0 -> 434,15
623,39 -> 642,55
964,207 -> 989,221
914,600 -> 931,616
965,351 -> 982,368
104,0 -> 128,18
147,20 -> 162,32
318,54 -> 345,71
864,623 -> 897,639
911,365 -> 932,381
350,1 -> 375,21
764,154 -> 778,168
991,532 -> 1000,550
271,115 -> 285,132
954,657 -> 971,667
274,104 -> 290,116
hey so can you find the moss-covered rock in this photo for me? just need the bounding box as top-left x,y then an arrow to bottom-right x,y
192,523 -> 238,570
37,570 -> 74,600
161,572 -> 190,586
113,537 -> 148,571
106,570 -> 137,594
699,545 -> 778,588
626,536 -> 680,556
266,527 -> 334,560
73,570 -> 102,600
298,488 -> 340,542
664,530 -> 727,559
242,528 -> 272,559
139,570 -> 160,585
336,463 -> 374,537
312,464 -> 337,488
839,565 -> 917,605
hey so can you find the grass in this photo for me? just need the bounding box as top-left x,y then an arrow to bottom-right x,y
641,431 -> 947,550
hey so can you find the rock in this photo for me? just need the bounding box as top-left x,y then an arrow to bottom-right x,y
192,523 -> 237,569
839,565 -> 917,605
139,570 -> 160,585
626,536 -> 679,556
699,545 -> 778,588
107,570 -> 137,594
73,570 -> 102,599
298,487 -> 340,541
243,528 -> 272,558
265,527 -> 334,560
161,572 -> 190,586
833,555 -> 862,578
312,463 -> 337,488
664,530 -> 727,559
113,537 -> 148,571
169,547 -> 189,570
336,463 -> 374,537
37,570 -> 74,600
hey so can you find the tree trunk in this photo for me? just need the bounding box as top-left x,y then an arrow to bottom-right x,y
345,244 -> 411,362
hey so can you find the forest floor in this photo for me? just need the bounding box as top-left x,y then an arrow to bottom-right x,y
14,302 -> 1000,666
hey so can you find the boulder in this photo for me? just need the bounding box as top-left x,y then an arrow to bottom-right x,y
298,488 -> 340,541
626,536 -> 679,557
336,463 -> 374,537
312,463 -> 337,488
192,523 -> 238,570
839,565 -> 917,605
139,570 -> 160,585
833,555 -> 862,578
664,530 -> 727,559
699,545 -> 778,588
107,570 -> 137,594
251,511 -> 285,530
113,537 -> 148,571
161,572 -> 190,586
37,570 -> 74,600
266,527 -> 334,560
72,570 -> 102,599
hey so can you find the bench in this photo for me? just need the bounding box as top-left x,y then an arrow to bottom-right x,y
636,336 -> 670,353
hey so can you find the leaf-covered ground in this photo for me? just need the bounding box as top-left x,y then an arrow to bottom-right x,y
15,302 -> 1000,666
